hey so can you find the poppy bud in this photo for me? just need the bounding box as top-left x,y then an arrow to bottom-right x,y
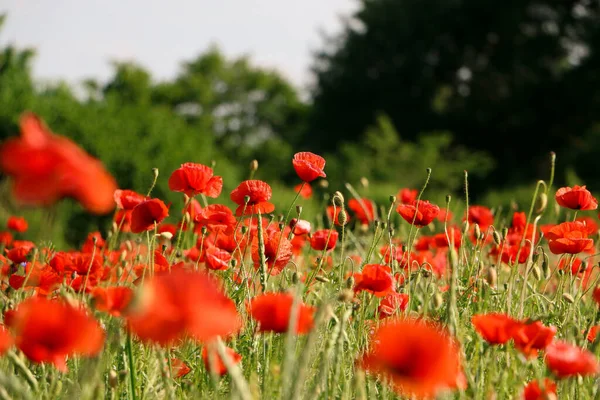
112,221 -> 119,232
109,369 -> 118,388
542,254 -> 550,278
338,289 -> 354,302
279,222 -> 285,231
244,195 -> 251,204
388,227 -> 395,236
402,245 -> 408,253
230,259 -> 237,268
346,276 -> 355,289
120,251 -> 128,262
152,168 -> 159,180
580,261 -> 588,272
250,159 -> 259,172
125,240 -> 133,252
433,292 -> 443,309
184,212 -> 191,224
201,226 -> 208,236
449,248 -> 458,269
296,205 -> 303,216
501,227 -> 508,240
562,293 -> 575,304
315,275 -> 330,283
532,252 -> 540,265
319,179 -> 329,189
338,210 -> 348,226
462,221 -> 469,234
360,177 -> 369,188
536,192 -> 548,214
487,266 -> 497,288
420,268 -> 431,278
241,226 -> 248,235
532,265 -> 542,280
380,222 -> 387,230
474,223 -> 481,240
157,232 -> 173,241
291,271 -> 299,284
332,191 -> 344,207
446,194 -> 451,203
389,195 -> 397,204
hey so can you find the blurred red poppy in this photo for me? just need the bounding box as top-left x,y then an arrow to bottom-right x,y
170,357 -> 192,378
0,324 -> 12,356
0,113 -> 117,214
471,313 -> 520,345
555,185 -> 598,211
348,198 -> 375,225
130,199 -> 169,233
92,286 -> 133,317
545,341 -> 599,378
378,292 -> 409,319
6,297 -> 104,372
354,264 -> 395,297
359,318 -> 463,398
523,379 -> 557,400
290,218 -> 311,236
168,162 -> 223,198
248,292 -> 315,334
512,320 -> 556,357
594,286 -> 600,307
398,188 -> 418,204
295,183 -> 313,199
204,245 -> 232,271
466,205 -> 494,230
202,344 -> 242,376
127,270 -> 240,345
292,152 -> 326,182
310,229 -> 338,251
230,180 -> 275,216
397,200 -> 440,227
251,230 -> 293,275
545,221 -> 594,255
6,216 -> 27,233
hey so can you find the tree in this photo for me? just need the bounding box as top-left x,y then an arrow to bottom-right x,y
309,0 -> 600,188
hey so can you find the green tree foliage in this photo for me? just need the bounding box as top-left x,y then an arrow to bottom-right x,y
309,0 -> 600,189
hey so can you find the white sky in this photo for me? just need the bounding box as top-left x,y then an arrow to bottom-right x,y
0,0 -> 357,89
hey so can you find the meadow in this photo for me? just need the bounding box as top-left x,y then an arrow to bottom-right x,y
0,113 -> 598,400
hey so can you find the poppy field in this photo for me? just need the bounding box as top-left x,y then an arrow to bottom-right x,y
0,113 -> 599,400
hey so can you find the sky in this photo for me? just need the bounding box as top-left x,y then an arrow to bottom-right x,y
0,0 -> 358,89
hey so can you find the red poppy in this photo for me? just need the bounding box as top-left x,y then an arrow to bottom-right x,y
0,325 -> 12,355
114,189 -> 147,210
248,292 -> 315,334
204,245 -> 232,271
0,113 -> 117,214
290,219 -> 311,236
555,185 -> 598,211
397,200 -> 440,227
593,286 -> 600,307
436,208 -> 453,223
202,344 -> 242,376
434,227 -> 463,249
545,341 -> 599,378
398,188 -> 418,204
6,246 -> 31,264
545,221 -> 594,255
168,162 -> 223,198
295,183 -> 313,199
523,379 -> 557,400
0,231 -> 13,247
6,216 -> 28,233
348,198 -> 375,225
130,199 -> 169,233
354,264 -> 395,297
512,212 -> 527,230
170,357 -> 192,378
471,313 -> 520,345
326,206 -> 349,226
92,286 -> 133,317
512,320 -> 556,357
127,270 -> 241,345
195,204 -> 236,234
466,205 -> 494,229
230,180 -> 275,216
292,152 -> 326,182
251,230 -> 293,275
9,263 -> 62,295
378,292 -> 409,319
183,198 -> 203,220
6,297 -> 104,372
359,318 -> 463,398
587,325 -> 600,343
310,229 -> 338,251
